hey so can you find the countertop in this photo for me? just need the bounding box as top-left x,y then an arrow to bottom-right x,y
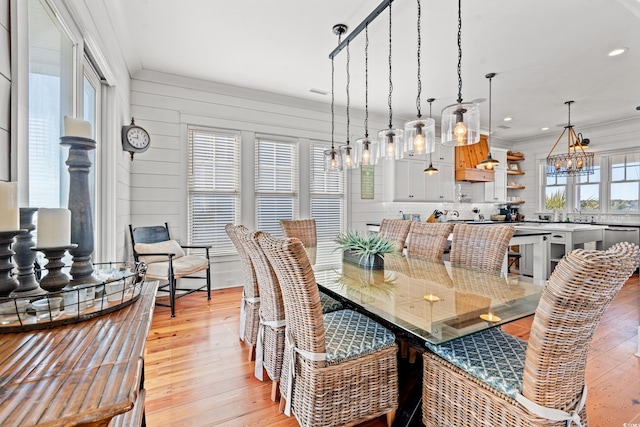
367,221 -> 639,229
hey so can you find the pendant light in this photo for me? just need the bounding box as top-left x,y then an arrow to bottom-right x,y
545,101 -> 595,177
441,0 -> 480,147
479,72 -> 500,170
355,25 -> 378,166
424,98 -> 439,175
377,2 -> 404,159
340,39 -> 359,169
404,0 -> 435,156
324,24 -> 346,172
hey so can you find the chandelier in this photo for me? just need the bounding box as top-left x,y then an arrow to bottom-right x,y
545,101 -> 594,177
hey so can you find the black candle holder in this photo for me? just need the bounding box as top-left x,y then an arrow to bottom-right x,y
0,229 -> 26,296
31,245 -> 78,293
11,208 -> 46,297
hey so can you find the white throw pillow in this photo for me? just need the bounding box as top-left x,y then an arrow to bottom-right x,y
135,240 -> 185,264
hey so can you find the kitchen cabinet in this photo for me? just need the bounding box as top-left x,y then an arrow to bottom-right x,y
384,143 -> 455,202
395,158 -> 427,201
426,163 -> 454,201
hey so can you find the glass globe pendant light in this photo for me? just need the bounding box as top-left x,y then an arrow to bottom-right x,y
424,98 -> 439,175
339,38 -> 359,169
355,26 -> 378,166
479,72 -> 500,169
441,0 -> 480,147
377,2 -> 404,159
324,24 -> 346,172
404,0 -> 435,156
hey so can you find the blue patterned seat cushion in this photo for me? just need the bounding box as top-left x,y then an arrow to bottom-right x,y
426,327 -> 527,399
323,309 -> 396,365
319,291 -> 343,313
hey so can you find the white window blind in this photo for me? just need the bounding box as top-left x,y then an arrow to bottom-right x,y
255,137 -> 298,236
188,128 -> 241,254
310,143 -> 345,241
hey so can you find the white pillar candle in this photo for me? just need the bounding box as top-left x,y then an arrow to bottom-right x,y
37,208 -> 71,247
63,116 -> 93,139
0,182 -> 19,232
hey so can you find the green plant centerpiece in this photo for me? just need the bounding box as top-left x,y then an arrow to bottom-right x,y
334,230 -> 396,269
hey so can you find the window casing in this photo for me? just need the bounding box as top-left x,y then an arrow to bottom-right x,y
188,128 -> 241,255
576,164 -> 600,211
255,136 -> 298,237
310,142 -> 345,241
610,153 -> 640,211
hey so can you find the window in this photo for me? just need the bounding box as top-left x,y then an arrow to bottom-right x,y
576,164 -> 600,211
310,142 -> 345,241
28,0 -> 74,208
188,128 -> 241,255
255,136 -> 298,237
610,153 -> 640,211
543,170 -> 567,211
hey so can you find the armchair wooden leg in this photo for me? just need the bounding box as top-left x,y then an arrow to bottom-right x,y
270,380 -> 280,402
386,409 -> 396,427
278,396 -> 286,413
248,345 -> 256,362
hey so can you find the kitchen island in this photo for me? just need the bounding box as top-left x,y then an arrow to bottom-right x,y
366,222 -> 551,282
514,223 -> 606,276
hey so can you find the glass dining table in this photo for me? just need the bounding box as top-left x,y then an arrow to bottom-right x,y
308,243 -> 545,346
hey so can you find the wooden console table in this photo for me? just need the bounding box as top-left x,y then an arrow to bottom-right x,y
0,281 -> 157,427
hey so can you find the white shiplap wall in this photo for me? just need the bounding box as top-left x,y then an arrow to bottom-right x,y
129,69 -> 390,287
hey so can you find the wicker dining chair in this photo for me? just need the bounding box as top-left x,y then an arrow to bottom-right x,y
422,242 -> 640,427
225,224 -> 260,361
406,222 -> 454,260
379,219 -> 412,253
242,230 -> 343,401
280,219 -> 317,247
257,233 -> 399,427
449,224 -> 516,272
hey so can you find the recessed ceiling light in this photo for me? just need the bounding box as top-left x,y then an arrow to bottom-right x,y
608,47 -> 628,57
541,127 -> 550,131
503,117 -> 512,122
310,88 -> 328,95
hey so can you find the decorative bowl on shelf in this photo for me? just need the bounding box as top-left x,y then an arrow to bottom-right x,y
490,215 -> 507,221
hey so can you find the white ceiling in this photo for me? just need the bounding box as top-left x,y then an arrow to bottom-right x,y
107,0 -> 640,143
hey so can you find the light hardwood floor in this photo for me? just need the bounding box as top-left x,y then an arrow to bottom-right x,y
145,274 -> 640,426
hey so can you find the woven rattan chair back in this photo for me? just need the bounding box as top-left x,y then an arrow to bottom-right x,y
242,230 -> 286,385
225,224 -> 260,347
522,242 -> 640,409
379,219 -> 412,253
406,222 -> 454,260
279,219 -> 317,247
449,224 -> 516,271
257,233 -> 326,363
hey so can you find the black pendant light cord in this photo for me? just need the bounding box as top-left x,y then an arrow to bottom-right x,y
416,0 -> 422,118
488,74 -> 492,149
346,42 -> 350,145
365,26 -> 369,138
331,49 -> 335,150
456,0 -> 463,104
388,2 -> 393,130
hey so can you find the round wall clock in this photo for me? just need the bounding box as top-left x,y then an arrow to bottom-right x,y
121,117 -> 150,160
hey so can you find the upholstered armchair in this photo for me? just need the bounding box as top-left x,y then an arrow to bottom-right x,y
129,223 -> 211,317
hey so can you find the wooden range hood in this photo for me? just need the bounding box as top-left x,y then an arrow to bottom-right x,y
454,134 -> 495,182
